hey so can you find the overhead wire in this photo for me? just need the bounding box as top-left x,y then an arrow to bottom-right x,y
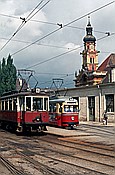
37,73 -> 74,88
25,32 -> 114,70
35,72 -> 73,76
0,12 -> 113,34
63,1 -> 115,27
26,45 -> 83,69
97,32 -> 115,41
0,37 -> 70,50
0,0 -> 51,52
67,25 -> 109,34
0,31 -> 114,52
10,1 -> 115,57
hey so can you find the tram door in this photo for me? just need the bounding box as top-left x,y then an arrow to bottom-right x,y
88,96 -> 95,121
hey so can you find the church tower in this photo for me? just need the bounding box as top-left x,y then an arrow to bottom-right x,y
82,16 -> 98,71
74,17 -> 103,87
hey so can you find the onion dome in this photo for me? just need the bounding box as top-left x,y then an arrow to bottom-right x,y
83,16 -> 96,43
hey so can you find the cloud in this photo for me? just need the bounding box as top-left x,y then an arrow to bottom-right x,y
0,0 -> 115,88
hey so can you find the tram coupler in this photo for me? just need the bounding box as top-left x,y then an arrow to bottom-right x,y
16,126 -> 23,133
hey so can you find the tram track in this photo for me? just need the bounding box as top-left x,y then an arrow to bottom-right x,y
0,128 -> 114,175
1,147 -> 112,175
0,151 -> 62,175
1,130 -> 114,152
6,137 -> 114,167
34,136 -> 114,156
18,151 -> 69,175
0,155 -> 26,175
5,137 -> 114,160
1,133 -> 114,162
1,137 -> 115,175
21,149 -> 111,175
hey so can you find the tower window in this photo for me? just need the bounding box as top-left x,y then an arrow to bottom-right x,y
87,45 -> 89,50
93,58 -> 94,63
90,58 -> 92,63
90,57 -> 94,64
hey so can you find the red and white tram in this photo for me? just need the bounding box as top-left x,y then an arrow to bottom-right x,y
49,97 -> 79,129
0,89 -> 49,132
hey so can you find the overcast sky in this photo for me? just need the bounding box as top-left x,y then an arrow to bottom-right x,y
0,0 -> 115,88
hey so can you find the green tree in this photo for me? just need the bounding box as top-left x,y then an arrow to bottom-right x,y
1,57 -> 7,93
0,54 -> 17,96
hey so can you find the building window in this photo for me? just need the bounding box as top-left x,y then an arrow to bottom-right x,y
111,68 -> 115,82
105,94 -> 114,112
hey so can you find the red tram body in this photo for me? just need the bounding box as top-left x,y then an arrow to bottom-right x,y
0,90 -> 49,132
49,97 -> 79,129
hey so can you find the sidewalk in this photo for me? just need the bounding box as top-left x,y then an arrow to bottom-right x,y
46,126 -> 91,137
46,121 -> 115,137
79,121 -> 115,127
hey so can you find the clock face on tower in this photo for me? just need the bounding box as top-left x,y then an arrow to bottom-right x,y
90,45 -> 94,50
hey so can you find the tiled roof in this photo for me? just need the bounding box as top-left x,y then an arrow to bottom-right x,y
98,53 -> 115,71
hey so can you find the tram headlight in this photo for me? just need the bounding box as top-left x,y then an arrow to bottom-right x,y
36,118 -> 40,121
71,117 -> 74,120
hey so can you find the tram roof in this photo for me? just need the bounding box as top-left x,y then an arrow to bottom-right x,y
50,96 -> 77,103
0,90 -> 48,99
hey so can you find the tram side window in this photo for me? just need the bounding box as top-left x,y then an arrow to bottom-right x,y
44,98 -> 48,111
26,97 -> 31,111
19,97 -> 25,111
59,103 -> 62,113
49,105 -> 53,112
49,104 -> 56,112
9,99 -> 12,111
2,101 -> 4,110
5,100 -> 8,110
33,97 -> 43,111
53,105 -> 56,112
13,98 -> 17,111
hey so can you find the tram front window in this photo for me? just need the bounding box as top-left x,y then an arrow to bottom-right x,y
33,97 -> 43,111
64,105 -> 71,112
73,105 -> 77,112
64,105 -> 77,112
26,97 -> 31,111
